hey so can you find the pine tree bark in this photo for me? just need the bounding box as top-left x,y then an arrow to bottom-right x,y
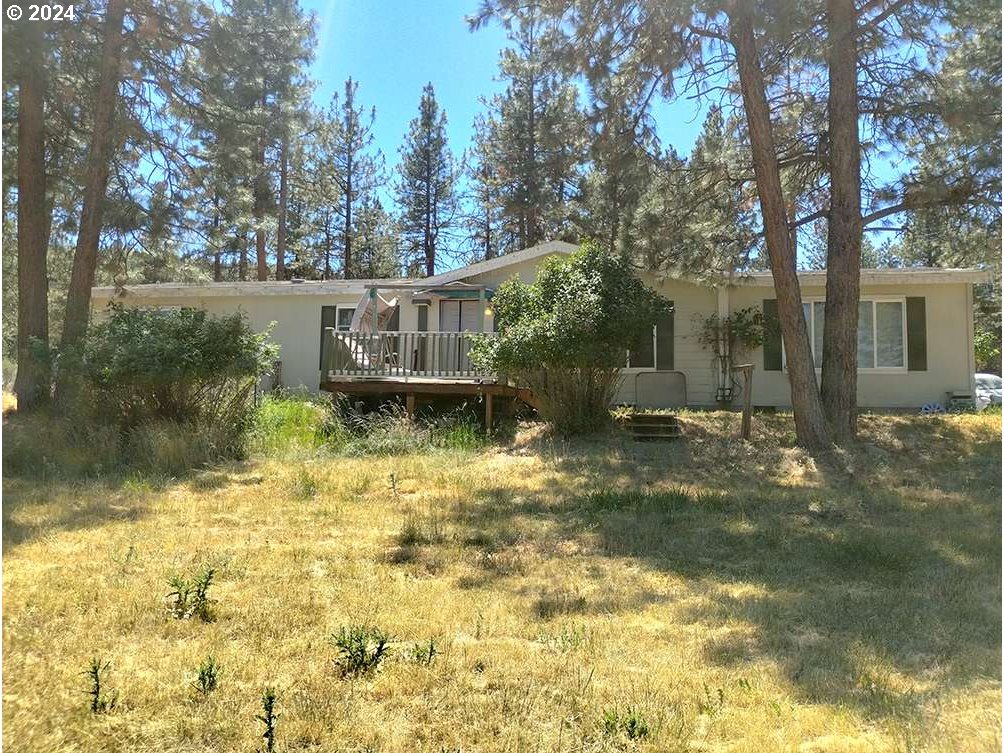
424,144 -> 434,276
60,0 -> 127,353
276,133 -> 289,280
820,0 -> 862,441
728,3 -> 830,449
255,138 -> 268,280
344,150 -> 353,278
13,19 -> 50,410
238,234 -> 248,280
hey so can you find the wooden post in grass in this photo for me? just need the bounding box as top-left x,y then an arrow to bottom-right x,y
735,364 -> 753,440
405,393 -> 416,418
485,392 -> 493,434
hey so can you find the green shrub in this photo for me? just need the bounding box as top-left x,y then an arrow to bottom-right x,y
470,242 -> 670,434
85,658 -> 117,714
331,624 -> 392,677
167,566 -> 216,621
257,687 -> 279,753
61,304 -> 275,457
602,706 -> 650,740
193,656 -> 219,697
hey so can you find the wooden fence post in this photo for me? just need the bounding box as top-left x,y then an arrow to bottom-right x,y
734,363 -> 753,440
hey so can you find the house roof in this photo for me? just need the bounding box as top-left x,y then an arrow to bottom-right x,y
740,267 -> 993,287
91,242 -> 990,300
91,277 -> 420,300
422,240 -> 579,285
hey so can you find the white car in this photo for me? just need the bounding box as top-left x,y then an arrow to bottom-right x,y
975,373 -> 1002,409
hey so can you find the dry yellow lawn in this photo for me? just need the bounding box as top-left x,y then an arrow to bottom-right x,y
3,411 -> 1001,752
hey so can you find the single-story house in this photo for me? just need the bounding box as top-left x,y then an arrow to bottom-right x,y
91,240 -> 990,411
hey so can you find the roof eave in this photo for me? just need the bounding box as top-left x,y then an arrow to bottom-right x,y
735,268 -> 993,287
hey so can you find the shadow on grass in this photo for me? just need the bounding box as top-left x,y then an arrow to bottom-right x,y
440,416 -> 1001,722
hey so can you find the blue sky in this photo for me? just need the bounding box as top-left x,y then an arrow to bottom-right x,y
297,0 -> 903,262
300,0 -> 712,172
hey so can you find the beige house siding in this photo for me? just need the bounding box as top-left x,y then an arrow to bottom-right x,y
92,291 -> 362,393
613,276 -> 718,406
728,281 -> 976,408
91,255 -> 981,410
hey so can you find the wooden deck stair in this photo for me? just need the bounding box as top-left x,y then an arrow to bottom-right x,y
623,413 -> 682,441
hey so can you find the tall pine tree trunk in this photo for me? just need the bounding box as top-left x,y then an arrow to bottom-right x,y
344,153 -> 353,278
255,138 -> 268,280
14,19 -> 50,410
60,0 -> 127,354
238,233 -> 248,280
212,201 -> 223,281
820,0 -> 862,441
276,133 -> 289,280
424,149 -> 434,276
728,3 -> 829,449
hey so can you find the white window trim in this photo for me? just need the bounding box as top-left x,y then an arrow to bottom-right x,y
334,305 -> 355,332
782,296 -> 908,373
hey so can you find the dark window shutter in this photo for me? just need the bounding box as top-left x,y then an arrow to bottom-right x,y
656,304 -> 675,370
319,306 -> 336,369
906,297 -> 927,371
762,299 -> 782,371
417,304 -> 428,331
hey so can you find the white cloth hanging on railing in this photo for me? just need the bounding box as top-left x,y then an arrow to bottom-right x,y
348,291 -> 399,332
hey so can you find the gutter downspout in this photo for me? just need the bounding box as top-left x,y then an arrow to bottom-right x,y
966,282 -> 976,400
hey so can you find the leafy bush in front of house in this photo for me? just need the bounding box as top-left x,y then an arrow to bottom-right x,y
4,307 -> 276,478
470,242 -> 670,434
71,303 -> 276,430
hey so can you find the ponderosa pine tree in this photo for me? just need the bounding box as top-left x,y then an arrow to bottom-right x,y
353,197 -> 403,279
463,113 -> 511,260
396,83 -> 457,276
574,93 -> 657,254
60,0 -> 128,356
472,0 -> 832,447
11,15 -> 50,408
629,108 -> 758,278
328,79 -> 385,278
473,6 -> 586,250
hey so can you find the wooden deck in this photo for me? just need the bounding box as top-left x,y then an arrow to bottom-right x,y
319,375 -> 539,431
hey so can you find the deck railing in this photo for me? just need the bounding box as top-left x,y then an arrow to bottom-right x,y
322,329 -> 497,380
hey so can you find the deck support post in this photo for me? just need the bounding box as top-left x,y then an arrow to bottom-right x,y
485,391 -> 493,433
406,393 -> 416,418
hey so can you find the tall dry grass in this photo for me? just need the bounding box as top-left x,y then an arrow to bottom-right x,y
2,410 -> 1000,752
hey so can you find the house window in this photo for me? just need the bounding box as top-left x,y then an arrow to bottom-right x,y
336,306 -> 354,331
320,305 -> 357,369
627,307 -> 674,370
794,298 -> 906,370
